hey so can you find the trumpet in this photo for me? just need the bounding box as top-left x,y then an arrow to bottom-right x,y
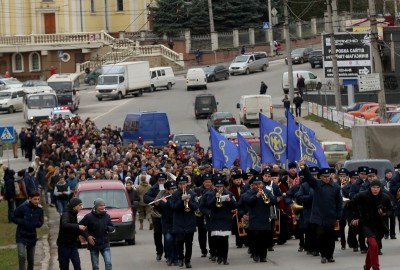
259,188 -> 270,204
216,191 -> 223,207
183,188 -> 191,212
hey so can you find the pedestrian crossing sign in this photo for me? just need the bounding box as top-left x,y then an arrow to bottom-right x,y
0,126 -> 14,142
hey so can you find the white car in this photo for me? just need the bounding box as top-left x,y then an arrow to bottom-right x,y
50,107 -> 76,120
0,78 -> 23,88
218,125 -> 255,139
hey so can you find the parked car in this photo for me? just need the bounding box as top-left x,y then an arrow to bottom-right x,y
321,141 -> 350,166
169,133 -> 200,150
348,103 -> 378,117
372,110 -> 400,123
346,102 -> 370,112
309,50 -> 323,68
203,65 -> 229,82
0,77 -> 23,88
206,112 -> 236,131
343,159 -> 394,179
22,80 -> 48,87
285,47 -> 314,64
218,124 -> 254,139
360,105 -> 398,120
390,112 -> 400,123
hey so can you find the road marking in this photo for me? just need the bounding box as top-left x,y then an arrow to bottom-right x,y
92,99 -> 132,121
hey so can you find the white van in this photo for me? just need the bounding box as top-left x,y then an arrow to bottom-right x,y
229,52 -> 269,75
0,88 -> 25,113
282,70 -> 322,94
149,67 -> 175,91
236,95 -> 273,125
186,68 -> 207,90
47,73 -> 81,111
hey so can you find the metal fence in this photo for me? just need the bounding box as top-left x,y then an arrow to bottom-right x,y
238,30 -> 249,45
191,34 -> 212,51
218,32 -> 233,49
254,29 -> 267,44
316,18 -> 325,34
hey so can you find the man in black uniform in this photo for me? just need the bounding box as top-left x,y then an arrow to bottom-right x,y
143,173 -> 167,261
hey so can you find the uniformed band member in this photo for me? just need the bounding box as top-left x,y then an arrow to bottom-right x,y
170,175 -> 199,268
201,177 -> 237,265
299,161 -> 343,264
228,173 -> 246,248
338,168 -> 350,250
241,175 -> 277,262
143,172 -> 167,261
352,179 -> 393,270
154,181 -> 178,266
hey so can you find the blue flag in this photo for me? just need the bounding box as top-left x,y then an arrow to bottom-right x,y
259,114 -> 287,165
237,132 -> 261,172
210,127 -> 238,169
287,112 -> 329,168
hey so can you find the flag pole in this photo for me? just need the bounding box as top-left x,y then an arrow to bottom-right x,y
299,123 -> 303,160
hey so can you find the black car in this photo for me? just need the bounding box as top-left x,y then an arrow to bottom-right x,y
169,134 -> 200,150
203,65 -> 229,82
285,47 -> 314,64
206,112 -> 236,131
309,50 -> 323,68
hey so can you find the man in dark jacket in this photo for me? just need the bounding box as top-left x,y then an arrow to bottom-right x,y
259,81 -> 268,95
12,191 -> 44,270
3,167 -> 16,223
79,198 -> 115,270
24,167 -> 38,195
57,198 -> 86,270
299,161 -> 343,264
170,175 -> 199,268
293,92 -> 303,117
352,180 -> 393,270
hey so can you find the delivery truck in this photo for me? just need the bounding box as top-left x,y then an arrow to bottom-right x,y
96,61 -> 151,101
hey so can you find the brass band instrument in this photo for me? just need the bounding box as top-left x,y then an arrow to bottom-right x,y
183,188 -> 191,212
232,209 -> 247,237
195,196 -> 203,217
148,194 -> 171,205
216,191 -> 223,207
291,200 -> 303,215
150,190 -> 166,218
259,188 -> 270,204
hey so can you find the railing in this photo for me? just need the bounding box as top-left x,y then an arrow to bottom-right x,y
76,44 -> 184,72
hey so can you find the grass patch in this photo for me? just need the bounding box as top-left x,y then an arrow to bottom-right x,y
0,249 -> 18,268
304,114 -> 352,139
0,202 -> 16,246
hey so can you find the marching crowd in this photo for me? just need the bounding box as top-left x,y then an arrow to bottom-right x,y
1,113 -> 400,270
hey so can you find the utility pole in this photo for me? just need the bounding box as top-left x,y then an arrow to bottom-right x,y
284,0 -> 294,105
326,0 -> 342,111
207,0 -> 215,33
368,0 -> 387,123
104,0 -> 109,32
268,0 -> 274,56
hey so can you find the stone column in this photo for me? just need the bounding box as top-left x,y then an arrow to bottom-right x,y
233,29 -> 239,48
296,21 -> 302,38
211,32 -> 218,51
249,28 -> 255,45
185,29 -> 191,53
140,31 -> 146,41
311,17 -> 317,36
119,31 -> 125,39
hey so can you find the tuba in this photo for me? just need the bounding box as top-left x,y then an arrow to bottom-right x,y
259,188 -> 270,204
216,191 -> 223,207
183,187 -> 191,212
291,200 -> 303,215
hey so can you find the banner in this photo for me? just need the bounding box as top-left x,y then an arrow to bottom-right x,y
237,132 -> 261,172
259,114 -> 287,165
287,112 -> 329,168
210,127 -> 238,169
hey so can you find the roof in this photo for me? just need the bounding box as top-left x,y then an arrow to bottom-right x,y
76,180 -> 125,191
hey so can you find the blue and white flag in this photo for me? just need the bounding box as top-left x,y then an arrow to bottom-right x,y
237,132 -> 261,172
210,127 -> 238,169
287,112 -> 329,168
259,113 -> 287,165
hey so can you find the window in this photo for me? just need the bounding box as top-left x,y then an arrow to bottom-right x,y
117,0 -> 124,11
29,52 -> 41,72
12,53 -> 24,73
90,0 -> 95,13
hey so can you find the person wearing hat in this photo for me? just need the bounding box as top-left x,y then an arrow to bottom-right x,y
153,181 -> 179,266
24,166 -> 39,196
349,166 -> 370,253
12,191 -> 44,270
295,169 -> 318,256
228,173 -> 247,249
144,172 -> 167,261
352,179 -> 393,270
170,175 -> 199,268
241,175 -> 277,263
359,168 -> 379,193
337,168 -> 351,250
193,172 -> 213,258
344,170 -> 361,251
57,197 -> 86,269
200,177 -> 237,265
79,198 -> 115,270
298,160 -> 343,264
380,169 -> 396,240
261,168 -> 282,251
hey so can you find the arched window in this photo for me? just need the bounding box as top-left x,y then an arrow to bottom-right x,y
29,52 -> 41,72
12,53 -> 24,73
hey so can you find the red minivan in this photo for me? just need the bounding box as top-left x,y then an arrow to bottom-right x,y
74,180 -> 135,245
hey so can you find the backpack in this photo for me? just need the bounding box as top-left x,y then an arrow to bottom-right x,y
14,180 -> 21,195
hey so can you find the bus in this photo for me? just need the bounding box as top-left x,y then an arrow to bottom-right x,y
23,89 -> 58,123
47,73 -> 81,111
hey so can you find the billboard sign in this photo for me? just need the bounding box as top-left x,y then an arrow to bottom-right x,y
323,32 -> 372,78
